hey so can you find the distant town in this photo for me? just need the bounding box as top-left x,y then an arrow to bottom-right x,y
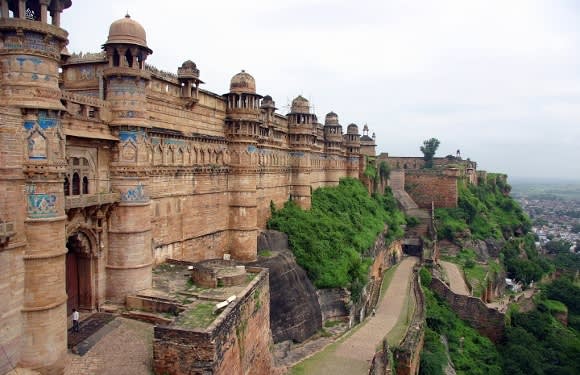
513,182 -> 580,253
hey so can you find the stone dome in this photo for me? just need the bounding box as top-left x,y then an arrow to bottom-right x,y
347,123 -> 359,134
230,70 -> 256,94
325,111 -> 339,126
181,60 -> 197,69
104,14 -> 151,52
291,95 -> 310,114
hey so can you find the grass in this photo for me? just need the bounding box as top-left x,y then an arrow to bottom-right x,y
291,262 -> 404,375
290,323 -> 369,375
258,249 -> 273,257
380,263 -> 399,299
174,302 -> 216,329
324,319 -> 343,328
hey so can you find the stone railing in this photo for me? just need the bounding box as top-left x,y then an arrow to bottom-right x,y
65,192 -> 120,210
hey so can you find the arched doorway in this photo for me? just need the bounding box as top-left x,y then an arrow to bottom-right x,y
66,232 -> 94,315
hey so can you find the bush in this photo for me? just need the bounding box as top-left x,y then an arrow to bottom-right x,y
420,267 -> 432,287
268,178 -> 405,298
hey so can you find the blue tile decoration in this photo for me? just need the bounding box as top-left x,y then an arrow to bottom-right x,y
247,145 -> 257,153
121,183 -> 148,202
118,130 -> 145,143
27,194 -> 57,218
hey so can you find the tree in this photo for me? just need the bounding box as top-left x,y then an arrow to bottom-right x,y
420,138 -> 440,168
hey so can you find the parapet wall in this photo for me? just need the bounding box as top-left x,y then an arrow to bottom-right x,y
394,269 -> 425,375
430,277 -> 504,343
153,268 -> 273,375
404,169 -> 459,209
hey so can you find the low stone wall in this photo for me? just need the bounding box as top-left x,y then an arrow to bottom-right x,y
430,277 -> 505,343
394,269 -> 425,375
153,269 -> 274,375
126,295 -> 183,315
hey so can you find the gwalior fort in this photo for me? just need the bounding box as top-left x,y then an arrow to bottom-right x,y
0,2 -> 513,375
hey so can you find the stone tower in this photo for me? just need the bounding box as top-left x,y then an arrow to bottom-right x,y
101,14 -> 153,302
345,123 -> 361,178
360,124 -> 377,157
223,71 -> 261,261
287,95 -> 316,208
323,111 -> 344,184
0,0 -> 71,372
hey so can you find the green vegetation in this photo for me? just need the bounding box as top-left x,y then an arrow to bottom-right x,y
435,177 -> 554,284
406,215 -> 420,227
441,248 -> 486,297
175,302 -> 216,329
501,307 -> 580,375
545,276 -> 580,331
420,287 -> 502,375
436,179 -> 530,242
420,138 -> 440,168
268,178 -> 404,301
258,249 -> 273,258
323,319 -> 342,328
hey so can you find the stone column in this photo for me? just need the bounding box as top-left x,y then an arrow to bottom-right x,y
106,174 -> 152,302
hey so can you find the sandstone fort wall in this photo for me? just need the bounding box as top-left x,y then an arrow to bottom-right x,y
153,269 -> 273,375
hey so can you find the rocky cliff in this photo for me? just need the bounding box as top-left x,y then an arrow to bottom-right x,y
250,230 -> 322,343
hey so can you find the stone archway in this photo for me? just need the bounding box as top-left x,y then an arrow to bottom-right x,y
66,231 -> 95,315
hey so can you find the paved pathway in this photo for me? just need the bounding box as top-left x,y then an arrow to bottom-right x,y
64,317 -> 153,375
295,256 -> 418,374
440,261 -> 470,296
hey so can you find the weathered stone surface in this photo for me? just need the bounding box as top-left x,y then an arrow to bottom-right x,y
251,234 -> 322,343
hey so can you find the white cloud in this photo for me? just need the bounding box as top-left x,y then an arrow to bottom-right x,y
61,0 -> 580,180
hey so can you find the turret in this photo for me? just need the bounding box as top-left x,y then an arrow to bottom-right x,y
323,111 -> 344,154
102,14 -> 151,128
178,60 -> 203,107
101,15 -> 153,303
360,124 -> 377,157
287,95 -> 317,151
223,71 -> 261,261
0,0 -> 72,372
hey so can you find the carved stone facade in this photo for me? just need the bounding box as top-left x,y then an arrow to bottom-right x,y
0,3 -> 376,373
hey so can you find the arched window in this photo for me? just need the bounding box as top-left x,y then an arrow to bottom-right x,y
82,176 -> 89,195
125,49 -> 133,68
112,49 -> 120,67
72,173 -> 80,195
64,176 -> 70,196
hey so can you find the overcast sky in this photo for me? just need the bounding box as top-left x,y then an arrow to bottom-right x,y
61,0 -> 580,180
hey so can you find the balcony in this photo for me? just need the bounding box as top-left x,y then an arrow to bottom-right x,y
65,192 -> 120,210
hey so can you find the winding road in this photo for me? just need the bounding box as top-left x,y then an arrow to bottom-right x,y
295,256 -> 418,374
440,261 -> 470,296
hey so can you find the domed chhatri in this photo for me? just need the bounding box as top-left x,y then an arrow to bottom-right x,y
347,123 -> 359,135
290,95 -> 310,114
178,60 -> 200,80
325,111 -> 339,126
230,70 -> 256,94
104,14 -> 152,53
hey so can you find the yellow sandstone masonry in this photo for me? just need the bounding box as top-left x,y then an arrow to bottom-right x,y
0,4 -> 376,374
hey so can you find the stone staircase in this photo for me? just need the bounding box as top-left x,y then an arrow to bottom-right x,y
392,189 -> 430,238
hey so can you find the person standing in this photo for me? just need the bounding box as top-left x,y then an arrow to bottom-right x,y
72,308 -> 80,333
